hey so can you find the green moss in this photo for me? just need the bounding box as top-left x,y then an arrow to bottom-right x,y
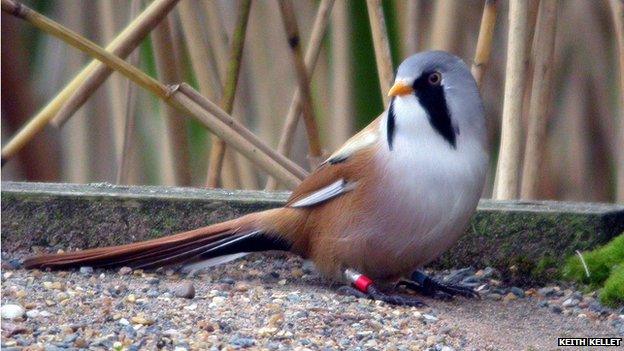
562,234 -> 624,307
532,256 -> 560,281
600,264 -> 624,307
562,234 -> 624,288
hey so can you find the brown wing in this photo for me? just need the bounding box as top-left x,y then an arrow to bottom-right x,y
286,117 -> 382,207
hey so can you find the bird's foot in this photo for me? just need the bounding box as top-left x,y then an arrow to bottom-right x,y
399,270 -> 480,300
339,269 -> 425,307
337,285 -> 425,307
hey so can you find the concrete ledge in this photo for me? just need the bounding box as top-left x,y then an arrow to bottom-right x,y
2,181 -> 623,283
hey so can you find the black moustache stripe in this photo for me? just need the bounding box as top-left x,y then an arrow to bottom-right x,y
387,98 -> 396,150
413,72 -> 457,148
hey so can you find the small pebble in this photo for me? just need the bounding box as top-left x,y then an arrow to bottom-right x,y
146,277 -> 160,285
211,296 -> 226,306
2,322 -> 28,337
538,287 -> 555,297
510,287 -> 525,298
487,293 -> 502,301
42,281 -> 63,290
230,336 -> 256,348
233,282 -> 250,292
172,281 -> 196,299
79,266 -> 94,276
25,309 -> 40,319
146,289 -> 160,298
39,310 -> 52,317
538,301 -> 549,308
423,314 -> 438,322
131,315 -> 154,325
1,304 -> 25,320
503,292 -> 517,302
562,298 -> 579,308
267,313 -> 284,328
118,266 -> 132,275
221,277 -> 235,284
286,292 -> 301,303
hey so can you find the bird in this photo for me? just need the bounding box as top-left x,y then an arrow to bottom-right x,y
24,51 -> 489,306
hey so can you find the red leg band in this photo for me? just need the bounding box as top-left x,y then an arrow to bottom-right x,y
353,275 -> 374,293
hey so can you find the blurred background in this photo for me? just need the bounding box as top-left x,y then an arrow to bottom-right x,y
1,0 -> 623,203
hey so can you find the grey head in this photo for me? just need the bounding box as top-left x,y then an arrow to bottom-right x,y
388,51 -> 485,149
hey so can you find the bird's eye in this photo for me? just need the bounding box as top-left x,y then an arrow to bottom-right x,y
428,72 -> 442,86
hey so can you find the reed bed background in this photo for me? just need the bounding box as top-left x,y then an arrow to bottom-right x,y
1,0 -> 623,204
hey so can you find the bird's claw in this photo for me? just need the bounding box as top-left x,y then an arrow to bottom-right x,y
400,271 -> 481,300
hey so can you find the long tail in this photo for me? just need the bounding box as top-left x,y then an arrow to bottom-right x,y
23,211 -> 290,270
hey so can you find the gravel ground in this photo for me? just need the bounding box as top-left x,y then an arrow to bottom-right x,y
1,252 -> 623,351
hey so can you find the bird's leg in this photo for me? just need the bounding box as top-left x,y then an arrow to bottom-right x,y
398,270 -> 479,299
337,268 -> 425,307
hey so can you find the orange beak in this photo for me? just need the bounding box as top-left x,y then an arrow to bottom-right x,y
387,81 -> 414,97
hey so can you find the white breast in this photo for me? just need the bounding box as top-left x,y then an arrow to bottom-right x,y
352,98 -> 488,272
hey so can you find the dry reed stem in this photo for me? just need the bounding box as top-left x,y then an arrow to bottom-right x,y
494,0 -> 529,200
0,0 -> 179,166
51,0 -> 180,129
203,1 -> 255,190
175,84 -> 307,186
1,0 -> 304,187
206,0 -> 252,188
1,12 -> 60,180
520,0 -> 558,199
610,0 -> 624,202
525,0 -> 541,58
172,90 -> 303,188
428,0 -> 459,52
179,84 -> 307,179
177,1 -> 221,101
116,48 -> 140,184
203,0 -> 229,79
205,6 -> 254,191
571,2 -> 618,163
152,16 -> 192,186
204,1 -> 244,189
278,0 -> 323,166
177,1 -> 243,189
564,75 -> 590,200
404,0 -> 421,56
265,0 -> 335,190
366,0 -> 394,108
93,0 -> 126,156
116,0 -> 142,184
555,2 -> 612,200
471,0 -> 498,88
59,0 -> 89,183
329,0 -> 352,149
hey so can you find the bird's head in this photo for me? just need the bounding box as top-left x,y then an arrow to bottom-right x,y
386,51 -> 485,149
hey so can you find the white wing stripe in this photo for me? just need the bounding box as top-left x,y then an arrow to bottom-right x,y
289,179 -> 356,208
